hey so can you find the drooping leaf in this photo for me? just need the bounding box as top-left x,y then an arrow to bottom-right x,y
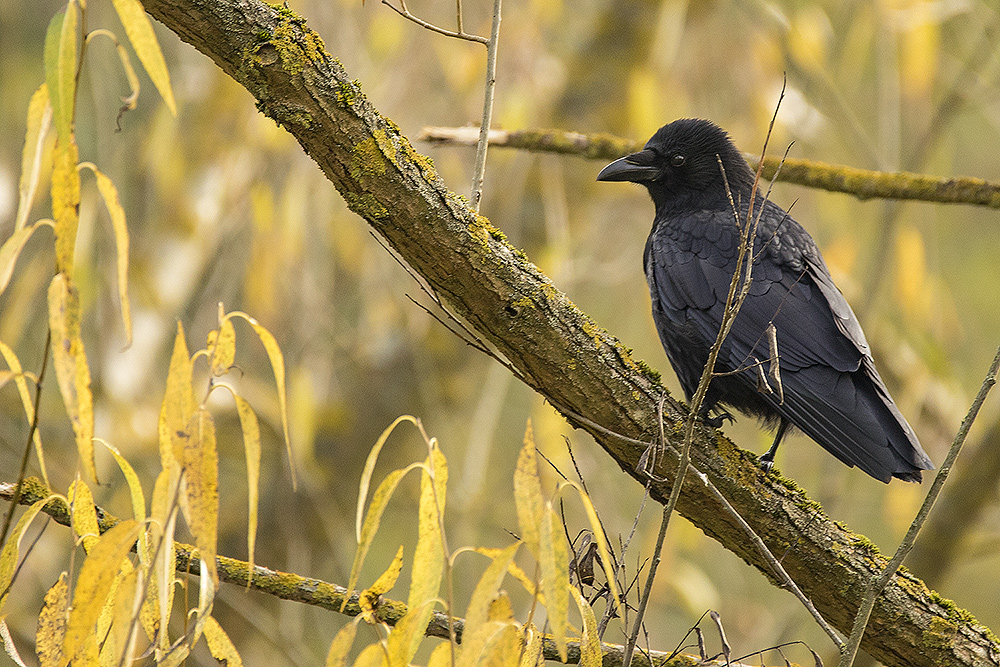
514,421 -> 544,558
51,137 -> 80,277
15,84 -> 52,231
110,0 -> 177,114
181,409 -> 219,587
539,505 -> 569,662
204,616 -> 243,667
36,573 -> 69,667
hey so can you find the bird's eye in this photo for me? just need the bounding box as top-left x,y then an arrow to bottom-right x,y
671,154 -> 686,167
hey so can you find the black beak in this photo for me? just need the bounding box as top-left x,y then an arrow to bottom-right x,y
596,149 -> 659,183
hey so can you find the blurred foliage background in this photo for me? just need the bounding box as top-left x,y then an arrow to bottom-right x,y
2,0 -> 1000,664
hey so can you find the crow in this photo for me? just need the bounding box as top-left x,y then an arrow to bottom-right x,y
597,118 -> 933,483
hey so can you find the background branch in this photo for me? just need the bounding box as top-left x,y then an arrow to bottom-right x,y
418,126 -> 1000,208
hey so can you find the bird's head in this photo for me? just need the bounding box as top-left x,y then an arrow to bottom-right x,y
597,118 -> 756,212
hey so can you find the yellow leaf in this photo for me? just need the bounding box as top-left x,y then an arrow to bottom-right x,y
15,84 -> 52,232
357,415 -> 419,541
560,481 -> 623,620
539,506 -> 569,662
37,573 -> 69,667
51,137 -> 80,276
44,4 -> 77,143
351,644 -> 383,667
158,321 -> 194,471
406,445 -> 447,659
209,317 -> 236,376
231,393 -> 261,585
100,441 -> 148,557
111,0 -> 177,115
227,312 -> 293,487
81,165 -> 132,345
0,219 -> 53,300
181,409 -> 219,587
570,587 -> 601,667
465,543 -> 520,635
427,642 -> 452,667
158,644 -> 190,667
517,625 -> 542,667
482,623 -> 522,667
110,566 -> 141,667
343,463 -> 421,611
204,616 -> 243,667
324,618 -> 361,667
48,273 -> 96,482
0,498 -> 52,614
0,339 -> 48,485
150,469 -> 177,651
514,421 -> 543,558
385,599 -> 438,667
68,479 -> 100,553
60,519 -> 140,667
359,545 -> 404,621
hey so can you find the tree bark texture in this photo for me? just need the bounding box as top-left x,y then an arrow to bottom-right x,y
138,1 -> 999,665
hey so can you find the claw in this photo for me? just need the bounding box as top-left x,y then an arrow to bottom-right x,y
702,410 -> 735,429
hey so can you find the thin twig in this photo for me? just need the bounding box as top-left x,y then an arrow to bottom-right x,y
838,345 -> 1000,667
380,0 -> 488,44
470,0 -> 502,212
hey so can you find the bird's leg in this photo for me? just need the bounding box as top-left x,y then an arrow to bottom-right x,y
759,418 -> 789,472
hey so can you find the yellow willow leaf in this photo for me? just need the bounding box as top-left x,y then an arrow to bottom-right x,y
158,644 -> 190,667
68,479 -> 100,553
351,644 -> 383,667
60,519 -> 140,667
44,4 -> 77,143
456,620 -> 509,667
514,421 -> 543,558
0,219 -> 53,299
182,409 -> 219,587
229,393 -> 261,586
209,317 -> 236,376
204,616 -> 243,667
51,137 -> 80,277
560,481 -> 622,620
324,618 -> 361,667
427,642 -> 452,667
109,566 -> 141,667
95,564 -> 132,665
505,559 -> 542,604
570,587 -> 601,667
48,273 -> 97,482
359,545 -> 404,622
100,441 -> 147,555
0,339 -> 48,485
343,462 -> 421,612
110,0 -> 176,115
385,599 -> 438,667
357,415 -> 419,541
82,165 -> 132,345
517,625 -> 541,667
483,623 -> 523,667
466,543 -> 520,635
539,506 -> 568,662
226,312 -> 292,486
15,84 -> 52,232
150,469 -> 177,650
37,572 -> 69,667
159,321 -> 194,471
406,446 -> 447,659
0,498 -> 52,614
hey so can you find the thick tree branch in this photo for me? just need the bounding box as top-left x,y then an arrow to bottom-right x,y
419,126 -> 1000,209
135,1 -> 997,665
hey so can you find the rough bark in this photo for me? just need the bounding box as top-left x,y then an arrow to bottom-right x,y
138,1 -> 999,665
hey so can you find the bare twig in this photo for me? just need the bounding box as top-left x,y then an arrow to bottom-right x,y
470,0 -> 502,212
380,0 -> 488,43
838,344 -> 1000,667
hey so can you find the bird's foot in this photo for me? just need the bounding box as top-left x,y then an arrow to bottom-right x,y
702,411 -> 735,429
758,452 -> 775,473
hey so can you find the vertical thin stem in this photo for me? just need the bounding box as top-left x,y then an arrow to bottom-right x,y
470,0 -> 501,212
838,345 -> 1000,667
455,0 -> 464,35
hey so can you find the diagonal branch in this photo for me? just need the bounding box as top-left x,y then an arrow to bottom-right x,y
135,2 -> 997,665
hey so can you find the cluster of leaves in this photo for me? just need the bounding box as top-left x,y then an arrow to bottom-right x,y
327,417 -> 617,667
0,1 -> 292,664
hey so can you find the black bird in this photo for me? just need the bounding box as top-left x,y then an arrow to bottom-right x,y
598,118 -> 933,483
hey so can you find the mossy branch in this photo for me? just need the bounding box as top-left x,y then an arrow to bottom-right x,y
126,1 -> 996,664
418,126 -> 1000,209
